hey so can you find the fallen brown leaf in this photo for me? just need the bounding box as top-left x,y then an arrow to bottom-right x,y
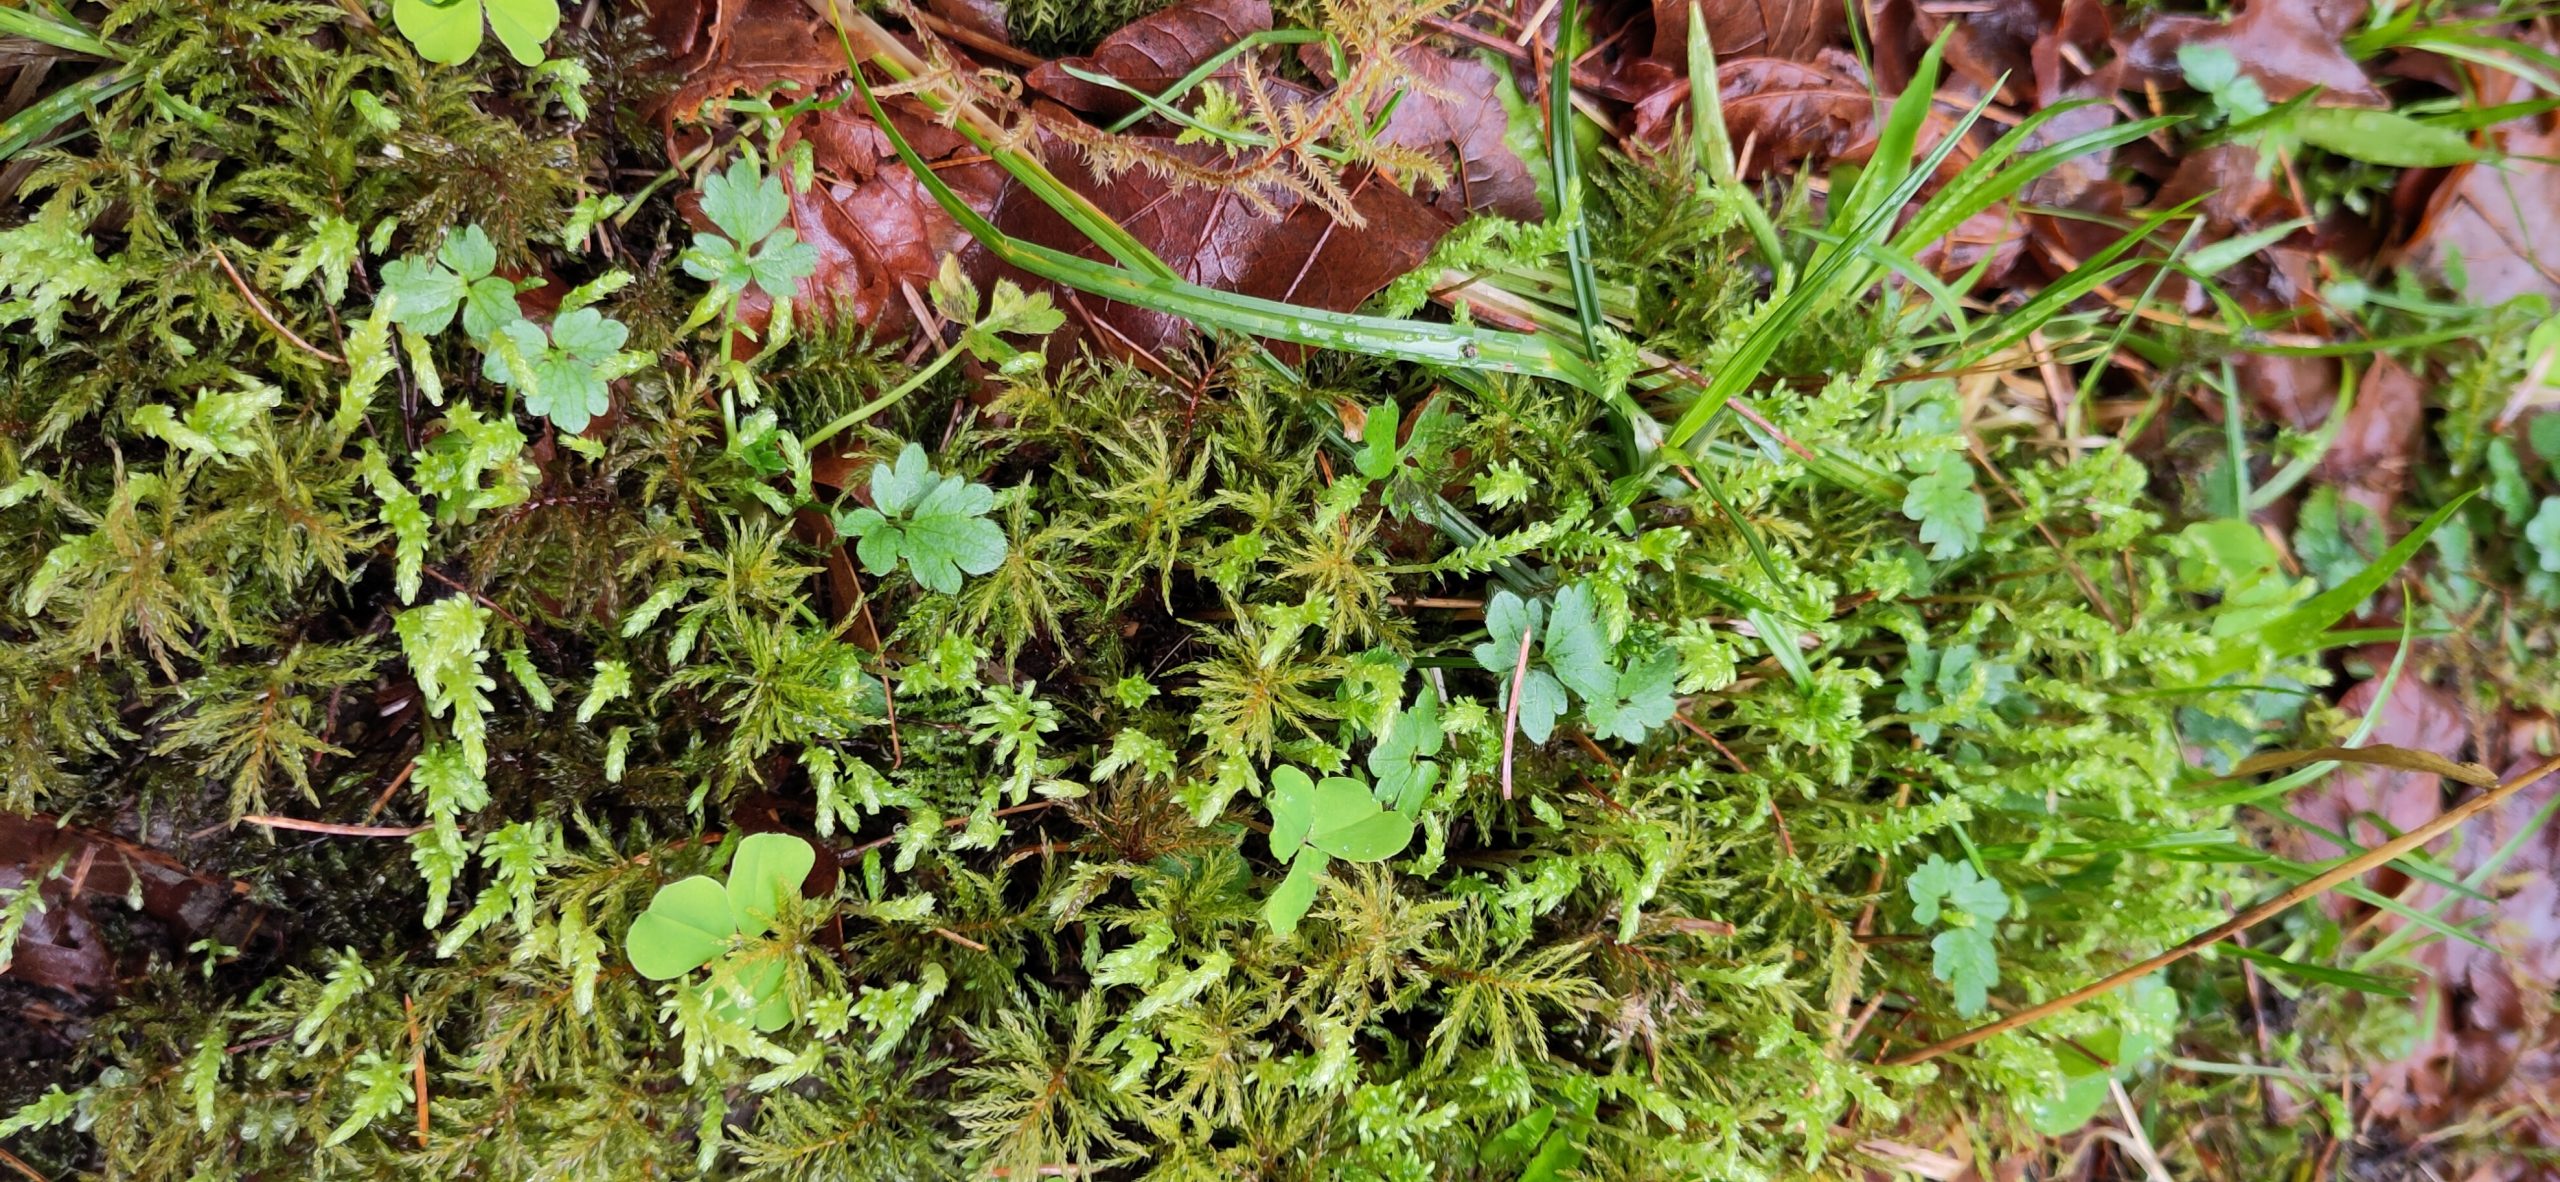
2317,353 -> 2425,521
991,135 -> 1453,362
1026,0 -> 1270,117
1303,43 -> 1544,222
2120,0 -> 2388,109
1650,0 -> 1844,65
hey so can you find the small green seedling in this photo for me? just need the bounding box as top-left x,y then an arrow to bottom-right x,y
835,443 -> 1008,595
393,0 -> 560,67
625,832 -> 817,1032
1262,765 -> 1414,937
681,156 -> 819,308
1907,854 -> 2009,1018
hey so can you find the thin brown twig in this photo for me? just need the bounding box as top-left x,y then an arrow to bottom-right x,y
1499,623 -> 1535,800
210,245 -> 345,366
1887,752 -> 2560,1066
0,1145 -> 51,1182
839,800 -> 1055,863
363,756 -> 420,823
931,926 -> 990,952
240,815 -> 430,838
405,994 -> 430,1148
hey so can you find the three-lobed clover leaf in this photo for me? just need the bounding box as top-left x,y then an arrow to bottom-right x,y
682,157 -> 819,303
477,307 -> 633,435
625,832 -> 817,1032
1581,648 -> 1679,744
393,0 -> 559,67
1261,764 -> 1414,937
1365,691 -> 1443,816
835,443 -> 1008,595
1471,584 -> 1678,747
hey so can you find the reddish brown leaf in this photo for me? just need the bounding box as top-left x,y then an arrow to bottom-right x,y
1307,44 -> 1544,222
1025,0 -> 1270,117
696,99 -> 1005,354
0,815 -> 267,998
649,0 -> 849,127
2284,675 -> 2469,887
2403,116 -> 2560,306
2317,354 -> 2425,520
2121,0 -> 2388,108
990,136 -> 1453,362
1632,56 -> 1876,170
1649,0 -> 1843,64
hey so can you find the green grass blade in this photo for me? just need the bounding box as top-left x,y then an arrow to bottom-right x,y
848,68 -> 1600,387
1550,0 -> 1606,362
0,69 -> 136,163
1685,3 -> 1784,268
0,3 -> 118,58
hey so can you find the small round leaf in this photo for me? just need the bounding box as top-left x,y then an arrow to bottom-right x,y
625,876 -> 732,980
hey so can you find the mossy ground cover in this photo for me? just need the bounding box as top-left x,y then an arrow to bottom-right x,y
3,1 -> 2558,1178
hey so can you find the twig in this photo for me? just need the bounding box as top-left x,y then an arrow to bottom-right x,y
405,994 -> 430,1149
902,7 -> 1042,68
1886,752 -> 2560,1066
362,756 -> 420,823
210,245 -> 344,366
838,800 -> 1055,863
0,1145 -> 51,1182
931,926 -> 990,952
240,815 -> 430,838
1499,623 -> 1535,799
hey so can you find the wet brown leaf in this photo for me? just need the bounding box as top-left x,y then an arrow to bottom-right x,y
2403,108 -> 2560,305
990,135 -> 1452,362
1632,56 -> 1877,170
1026,0 -> 1270,117
2121,0 -> 2387,109
2283,675 -> 2468,879
766,101 -> 1007,342
2318,353 -> 2425,520
1322,45 -> 1544,222
649,0 -> 849,126
1650,0 -> 1844,64
0,815 -> 266,998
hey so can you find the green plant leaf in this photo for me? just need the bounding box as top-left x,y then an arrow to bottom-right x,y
1931,925 -> 1999,1017
1268,764 -> 1316,862
840,444 -> 1008,594
393,0 -> 483,65
1263,851 -> 1325,937
726,832 -> 816,938
1902,457 -> 1987,560
379,256 -> 465,333
626,876 -> 732,980
483,0 -> 559,67
2296,107 -> 2487,167
1542,583 -> 1615,702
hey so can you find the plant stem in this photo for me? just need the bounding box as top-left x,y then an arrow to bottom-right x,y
803,347 -> 964,449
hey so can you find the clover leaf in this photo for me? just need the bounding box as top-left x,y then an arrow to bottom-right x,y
1365,690 -> 1443,817
625,833 -> 817,1031
1581,648 -> 1679,744
1262,764 -> 1413,937
835,443 -> 1007,595
393,0 -> 559,67
682,157 -> 819,304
